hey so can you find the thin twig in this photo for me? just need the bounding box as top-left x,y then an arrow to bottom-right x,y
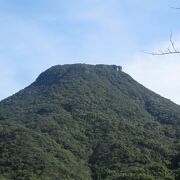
147,33 -> 180,55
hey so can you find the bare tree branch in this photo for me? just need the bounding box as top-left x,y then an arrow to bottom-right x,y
147,5 -> 180,55
147,33 -> 180,55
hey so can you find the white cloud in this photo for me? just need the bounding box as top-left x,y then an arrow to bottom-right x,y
124,37 -> 180,105
0,14 -> 69,100
0,57 -> 23,100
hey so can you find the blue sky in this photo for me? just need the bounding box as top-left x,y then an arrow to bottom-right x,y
1,0 -> 180,104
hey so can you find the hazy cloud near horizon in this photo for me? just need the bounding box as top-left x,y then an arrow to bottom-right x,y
124,56 -> 180,105
0,0 -> 180,104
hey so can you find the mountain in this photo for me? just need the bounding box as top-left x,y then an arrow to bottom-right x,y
0,64 -> 179,180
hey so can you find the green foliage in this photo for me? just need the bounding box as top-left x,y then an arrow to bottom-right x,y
0,64 -> 179,179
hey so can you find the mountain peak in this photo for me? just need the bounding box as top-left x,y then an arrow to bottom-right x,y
33,64 -> 123,86
0,64 -> 179,179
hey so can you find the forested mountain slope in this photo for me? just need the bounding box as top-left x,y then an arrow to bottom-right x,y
0,64 -> 179,180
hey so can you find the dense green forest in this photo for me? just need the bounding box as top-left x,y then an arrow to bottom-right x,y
0,64 -> 179,180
